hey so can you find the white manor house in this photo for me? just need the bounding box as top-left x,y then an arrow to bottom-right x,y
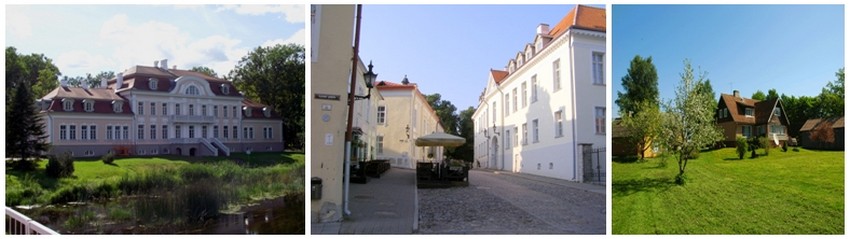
37,60 -> 284,157
473,5 -> 606,181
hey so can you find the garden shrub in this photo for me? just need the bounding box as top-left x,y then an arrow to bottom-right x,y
46,152 -> 75,178
102,151 -> 116,164
759,137 -> 770,156
736,136 -> 748,159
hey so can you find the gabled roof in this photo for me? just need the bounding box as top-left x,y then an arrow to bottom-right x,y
719,93 -> 788,125
376,80 -> 416,90
800,116 -> 845,132
490,69 -> 508,85
548,5 -> 606,38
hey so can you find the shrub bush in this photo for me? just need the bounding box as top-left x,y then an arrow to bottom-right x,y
46,152 -> 75,178
736,136 -> 748,159
102,151 -> 116,164
759,137 -> 770,156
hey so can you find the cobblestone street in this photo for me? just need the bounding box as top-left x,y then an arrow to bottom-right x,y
418,169 -> 605,234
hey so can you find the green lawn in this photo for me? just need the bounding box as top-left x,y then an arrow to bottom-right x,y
6,152 -> 305,206
612,148 -> 844,234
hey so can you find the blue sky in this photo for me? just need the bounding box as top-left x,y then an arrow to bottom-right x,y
613,5 -> 844,117
359,4 -> 604,111
5,4 -> 304,78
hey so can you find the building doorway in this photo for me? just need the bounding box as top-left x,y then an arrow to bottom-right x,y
176,147 -> 183,156
189,147 -> 197,156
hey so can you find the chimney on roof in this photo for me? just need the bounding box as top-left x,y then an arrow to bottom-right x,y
536,23 -> 550,35
402,75 -> 410,85
82,82 -> 89,90
160,59 -> 168,70
100,77 -> 107,88
733,90 -> 740,98
173,65 -> 177,70
60,78 -> 68,87
154,60 -> 159,68
115,73 -> 124,92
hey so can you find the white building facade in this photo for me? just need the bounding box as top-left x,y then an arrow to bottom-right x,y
472,5 -> 606,181
374,79 -> 444,169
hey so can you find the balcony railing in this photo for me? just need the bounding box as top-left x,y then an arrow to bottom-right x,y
168,115 -> 216,124
6,207 -> 59,235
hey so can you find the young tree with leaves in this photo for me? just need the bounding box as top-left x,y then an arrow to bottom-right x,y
455,107 -> 477,162
658,59 -> 723,184
616,55 -> 661,160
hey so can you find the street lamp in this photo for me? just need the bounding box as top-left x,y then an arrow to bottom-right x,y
353,61 -> 378,100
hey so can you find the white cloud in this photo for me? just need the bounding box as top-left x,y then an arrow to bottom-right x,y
96,14 -> 249,76
7,8 -> 33,39
261,28 -> 305,47
217,4 -> 304,23
55,50 -> 115,75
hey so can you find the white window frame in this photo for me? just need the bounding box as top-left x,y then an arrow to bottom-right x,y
592,52 -> 605,85
553,59 -> 561,91
532,119 -> 539,143
595,107 -> 606,135
522,123 -> 528,145
531,75 -> 538,103
555,110 -> 564,138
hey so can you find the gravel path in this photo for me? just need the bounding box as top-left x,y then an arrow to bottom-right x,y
418,170 -> 605,234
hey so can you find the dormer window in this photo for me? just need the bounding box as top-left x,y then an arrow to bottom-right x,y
243,106 -> 251,117
62,98 -> 74,111
745,108 -> 754,117
773,107 -> 781,117
263,107 -> 271,118
221,84 -> 230,95
83,99 -> 94,112
112,100 -> 123,113
148,78 -> 158,90
535,39 -> 543,52
185,85 -> 199,95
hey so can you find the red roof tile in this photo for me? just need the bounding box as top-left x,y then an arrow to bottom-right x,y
491,69 -> 508,85
549,5 -> 606,38
376,80 -> 416,90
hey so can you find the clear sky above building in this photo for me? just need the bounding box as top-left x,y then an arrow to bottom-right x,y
612,5 -> 845,117
5,4 -> 304,78
359,4 -> 604,111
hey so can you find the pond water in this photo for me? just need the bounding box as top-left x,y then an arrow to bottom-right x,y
16,194 -> 304,234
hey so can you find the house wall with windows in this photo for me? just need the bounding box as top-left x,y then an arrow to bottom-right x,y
375,80 -> 443,169
38,62 -> 283,158
472,4 -> 606,181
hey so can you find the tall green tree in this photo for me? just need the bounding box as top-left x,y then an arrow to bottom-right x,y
658,59 -> 723,184
229,43 -> 305,150
6,47 -> 61,103
616,55 -> 659,114
818,68 -> 844,118
751,90 -> 766,101
616,55 -> 661,160
190,66 -> 219,78
455,107 -> 476,162
425,93 -> 460,159
6,82 -> 50,171
766,89 -> 779,101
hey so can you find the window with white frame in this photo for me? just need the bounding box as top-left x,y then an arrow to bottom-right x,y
773,107 -> 781,117
513,126 -> 518,147
492,101 -> 497,125
233,106 -> 238,118
106,126 -> 112,140
521,82 -> 528,108
531,75 -> 538,102
185,85 -> 200,95
505,129 -> 511,149
63,99 -> 74,111
555,110 -> 564,138
176,104 -> 181,115
770,125 -> 785,135
113,101 -> 122,113
232,125 -> 238,139
149,78 -> 158,90
522,123 -> 528,145
162,103 -> 167,115
202,105 -> 207,116
249,127 -> 254,139
84,100 -> 94,112
189,104 -> 195,116
189,125 -> 195,138
202,125 -> 208,138
162,125 -> 168,139
224,126 -> 229,138
553,59 -> 561,91
151,102 -> 156,116
742,125 -> 753,138
90,125 -> 96,140
138,125 -> 144,140
593,52 -> 605,85
512,88 -> 518,112
81,125 -> 89,140
60,125 -> 67,140
243,127 -> 248,139
114,125 -> 121,140
175,125 -> 182,138
122,126 -> 129,140
69,125 -> 76,140
150,125 -> 156,140
138,102 -> 144,115
214,126 -> 219,138
377,135 -> 384,154
595,107 -> 606,134
532,119 -> 539,143
745,108 -> 754,117
221,84 -> 230,95
223,105 -> 228,118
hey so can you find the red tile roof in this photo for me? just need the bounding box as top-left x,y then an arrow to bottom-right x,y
800,116 -> 845,132
376,80 -> 416,90
41,87 -> 132,115
549,5 -> 606,38
490,69 -> 508,85
718,94 -> 787,125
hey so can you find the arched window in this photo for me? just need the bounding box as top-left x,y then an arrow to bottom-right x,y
62,99 -> 74,111
220,84 -> 230,95
83,100 -> 94,112
263,107 -> 271,118
185,85 -> 199,95
112,101 -> 123,113
149,78 -> 158,90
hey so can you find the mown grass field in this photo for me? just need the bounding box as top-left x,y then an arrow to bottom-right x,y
6,152 -> 305,207
612,148 -> 843,234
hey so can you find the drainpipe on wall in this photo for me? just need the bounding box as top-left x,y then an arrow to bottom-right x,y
343,4 -> 365,217
568,32 -> 579,181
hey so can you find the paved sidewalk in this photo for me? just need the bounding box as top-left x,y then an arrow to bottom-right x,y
311,168 -> 417,234
473,168 -> 606,194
